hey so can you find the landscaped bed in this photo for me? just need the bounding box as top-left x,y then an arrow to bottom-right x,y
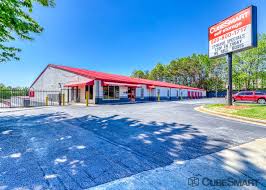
205,104 -> 266,120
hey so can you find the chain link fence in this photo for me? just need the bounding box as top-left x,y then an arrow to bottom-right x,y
0,89 -> 75,108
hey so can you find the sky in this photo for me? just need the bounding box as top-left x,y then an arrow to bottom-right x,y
1,0 -> 266,87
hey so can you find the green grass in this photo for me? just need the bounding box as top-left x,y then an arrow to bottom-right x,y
205,104 -> 225,108
205,104 -> 266,120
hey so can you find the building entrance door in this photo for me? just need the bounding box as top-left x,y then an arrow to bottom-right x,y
70,87 -> 80,103
148,88 -> 155,101
85,85 -> 94,104
128,87 -> 136,102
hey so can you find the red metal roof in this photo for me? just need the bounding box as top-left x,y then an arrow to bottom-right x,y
31,64 -> 205,91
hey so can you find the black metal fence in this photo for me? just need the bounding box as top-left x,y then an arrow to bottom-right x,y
207,91 -> 232,98
0,89 -> 69,108
207,90 -> 266,98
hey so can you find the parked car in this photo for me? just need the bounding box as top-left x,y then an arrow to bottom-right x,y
232,91 -> 266,104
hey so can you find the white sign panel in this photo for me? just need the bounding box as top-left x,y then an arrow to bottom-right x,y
208,6 -> 257,58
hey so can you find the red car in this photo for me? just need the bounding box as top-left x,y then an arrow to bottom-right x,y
233,91 -> 266,104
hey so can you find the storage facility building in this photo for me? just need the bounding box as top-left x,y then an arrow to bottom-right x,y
30,64 -> 206,104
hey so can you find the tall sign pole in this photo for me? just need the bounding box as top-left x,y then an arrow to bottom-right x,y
227,53 -> 233,105
208,5 -> 257,106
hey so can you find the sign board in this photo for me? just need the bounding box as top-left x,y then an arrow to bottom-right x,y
28,90 -> 35,97
208,6 -> 257,58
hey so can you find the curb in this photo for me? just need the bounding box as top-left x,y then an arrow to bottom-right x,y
195,106 -> 266,127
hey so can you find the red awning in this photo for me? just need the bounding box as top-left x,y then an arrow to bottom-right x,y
103,81 -> 142,88
64,79 -> 94,87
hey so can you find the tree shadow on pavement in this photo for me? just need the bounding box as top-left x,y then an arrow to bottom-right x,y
0,112 -> 265,189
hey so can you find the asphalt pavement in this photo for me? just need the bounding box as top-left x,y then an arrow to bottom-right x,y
0,98 -> 265,189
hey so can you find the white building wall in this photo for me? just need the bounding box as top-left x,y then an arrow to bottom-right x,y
120,86 -> 128,98
202,91 -> 206,97
31,66 -> 89,90
135,88 -> 141,97
31,66 -> 97,104
79,86 -> 96,104
98,82 -> 103,98
144,86 -> 149,97
31,66 -> 206,104
80,88 -> 85,103
170,88 -> 179,98
181,89 -> 188,98
155,87 -> 170,98
135,88 -> 141,98
135,85 -> 149,98
95,80 -> 101,99
170,88 -> 174,97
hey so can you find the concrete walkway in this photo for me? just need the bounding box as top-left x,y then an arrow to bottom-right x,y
90,138 -> 266,190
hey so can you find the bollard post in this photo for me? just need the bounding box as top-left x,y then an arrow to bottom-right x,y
46,96 -> 49,106
86,91 -> 89,106
62,94 -> 65,106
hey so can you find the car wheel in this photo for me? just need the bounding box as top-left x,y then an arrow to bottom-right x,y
258,98 -> 266,104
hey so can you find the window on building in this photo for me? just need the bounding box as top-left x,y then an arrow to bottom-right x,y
89,85 -> 93,99
109,86 -> 114,99
85,85 -> 89,99
103,86 -> 109,99
115,86 -> 119,99
141,88 -> 144,99
85,85 -> 94,99
103,86 -> 120,100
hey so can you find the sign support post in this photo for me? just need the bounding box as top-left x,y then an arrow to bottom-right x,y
227,53 -> 233,106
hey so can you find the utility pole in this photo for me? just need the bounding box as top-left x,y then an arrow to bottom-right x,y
227,53 -> 233,105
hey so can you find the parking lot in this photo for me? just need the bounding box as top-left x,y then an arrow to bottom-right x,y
1,98 -> 266,189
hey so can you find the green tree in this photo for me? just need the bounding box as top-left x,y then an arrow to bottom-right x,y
207,57 -> 226,93
130,33 -> 266,92
166,57 -> 192,85
233,34 -> 266,90
131,70 -> 149,79
148,63 -> 166,81
0,0 -> 55,62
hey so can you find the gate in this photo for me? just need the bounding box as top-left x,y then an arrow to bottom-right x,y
0,89 -> 75,108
